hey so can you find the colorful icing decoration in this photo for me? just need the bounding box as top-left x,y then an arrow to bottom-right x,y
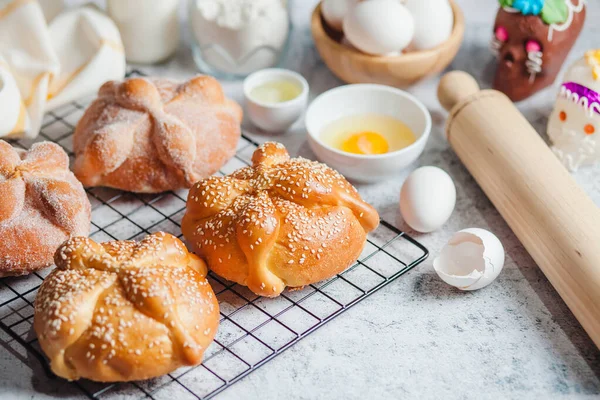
499,0 -> 569,25
511,0 -> 545,16
491,0 -> 586,102
525,39 -> 543,83
585,50 -> 600,80
548,51 -> 600,171
490,26 -> 508,57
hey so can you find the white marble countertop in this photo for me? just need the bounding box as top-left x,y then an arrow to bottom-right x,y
2,0 -> 600,399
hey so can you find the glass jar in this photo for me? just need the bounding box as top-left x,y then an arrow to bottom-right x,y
189,0 -> 291,79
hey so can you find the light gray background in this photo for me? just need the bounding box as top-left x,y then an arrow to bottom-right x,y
2,0 -> 600,399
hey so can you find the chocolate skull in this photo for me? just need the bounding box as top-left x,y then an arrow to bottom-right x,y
491,0 -> 586,102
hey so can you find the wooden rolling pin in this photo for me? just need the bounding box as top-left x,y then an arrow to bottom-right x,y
438,71 -> 600,348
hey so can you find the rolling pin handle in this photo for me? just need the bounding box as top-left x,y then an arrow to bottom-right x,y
438,71 -> 481,112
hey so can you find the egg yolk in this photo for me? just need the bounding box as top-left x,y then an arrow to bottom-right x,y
341,131 -> 389,155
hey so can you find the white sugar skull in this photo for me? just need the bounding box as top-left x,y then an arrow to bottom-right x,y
548,50 -> 600,172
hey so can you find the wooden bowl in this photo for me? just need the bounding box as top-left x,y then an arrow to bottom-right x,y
311,1 -> 465,88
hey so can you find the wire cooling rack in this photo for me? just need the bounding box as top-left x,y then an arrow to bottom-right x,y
0,70 -> 428,399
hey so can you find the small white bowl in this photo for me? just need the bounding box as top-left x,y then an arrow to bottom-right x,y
305,84 -> 431,183
243,69 -> 309,133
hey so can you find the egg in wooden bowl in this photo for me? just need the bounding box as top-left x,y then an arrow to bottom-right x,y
311,0 -> 465,88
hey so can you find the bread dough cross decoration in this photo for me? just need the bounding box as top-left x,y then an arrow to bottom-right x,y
34,233 -> 218,381
182,142 -> 380,298
0,141 -> 82,228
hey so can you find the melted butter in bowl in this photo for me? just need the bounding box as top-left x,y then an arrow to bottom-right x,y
320,113 -> 417,156
244,69 -> 309,132
249,80 -> 303,105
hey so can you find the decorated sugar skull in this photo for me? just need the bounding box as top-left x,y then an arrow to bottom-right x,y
548,51 -> 600,171
491,0 -> 586,102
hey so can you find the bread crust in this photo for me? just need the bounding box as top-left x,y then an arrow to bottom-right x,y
73,76 -> 242,193
34,232 -> 219,382
182,142 -> 380,297
0,140 -> 91,276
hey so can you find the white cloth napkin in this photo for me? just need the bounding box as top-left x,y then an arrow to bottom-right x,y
0,57 -> 31,136
46,5 -> 126,111
0,0 -> 126,139
38,0 -> 63,22
0,0 -> 59,139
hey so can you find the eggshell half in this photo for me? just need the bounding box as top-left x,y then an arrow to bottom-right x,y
433,228 -> 505,291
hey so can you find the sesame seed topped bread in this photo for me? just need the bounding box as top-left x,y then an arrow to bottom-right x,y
73,75 -> 243,193
34,232 -> 219,382
0,140 -> 91,277
181,142 -> 380,298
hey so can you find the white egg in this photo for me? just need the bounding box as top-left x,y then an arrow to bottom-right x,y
405,0 -> 453,50
322,0 -> 359,32
399,166 -> 456,233
433,228 -> 505,291
343,0 -> 414,56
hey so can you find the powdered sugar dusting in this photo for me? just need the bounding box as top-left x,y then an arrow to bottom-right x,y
0,141 -> 91,277
73,75 -> 242,193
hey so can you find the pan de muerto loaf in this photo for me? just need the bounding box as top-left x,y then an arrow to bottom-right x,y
182,142 -> 380,297
73,76 -> 242,193
34,232 -> 219,382
0,140 -> 90,277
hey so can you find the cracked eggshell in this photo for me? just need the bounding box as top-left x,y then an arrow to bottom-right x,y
322,0 -> 360,32
433,228 -> 505,291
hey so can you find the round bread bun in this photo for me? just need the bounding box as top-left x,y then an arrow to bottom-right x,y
34,232 -> 219,382
0,140 -> 91,277
182,142 -> 380,297
72,76 -> 243,193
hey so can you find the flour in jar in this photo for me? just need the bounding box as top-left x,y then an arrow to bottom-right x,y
191,0 -> 289,76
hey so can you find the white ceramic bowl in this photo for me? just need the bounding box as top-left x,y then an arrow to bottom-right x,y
305,84 -> 431,183
243,69 -> 309,132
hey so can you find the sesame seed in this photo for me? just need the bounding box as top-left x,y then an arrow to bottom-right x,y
34,232 -> 216,375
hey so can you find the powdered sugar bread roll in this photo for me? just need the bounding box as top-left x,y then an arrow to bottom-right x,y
34,233 -> 219,382
73,76 -> 243,193
0,140 -> 91,276
182,142 -> 380,297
